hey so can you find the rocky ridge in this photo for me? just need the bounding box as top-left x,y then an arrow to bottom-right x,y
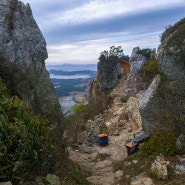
68,25 -> 185,182
68,48 -> 147,185
0,0 -> 64,136
139,18 -> 185,135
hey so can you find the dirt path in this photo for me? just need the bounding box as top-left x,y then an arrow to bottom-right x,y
68,77 -> 143,185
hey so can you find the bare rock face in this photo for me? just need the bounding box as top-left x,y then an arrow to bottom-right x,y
97,55 -> 123,90
123,47 -> 146,96
0,0 -> 64,137
88,54 -> 122,110
158,18 -> 185,79
121,47 -> 146,102
139,18 -> 185,134
129,46 -> 146,63
138,76 -> 161,133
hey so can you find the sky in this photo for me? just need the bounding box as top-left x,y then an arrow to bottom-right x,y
21,0 -> 185,65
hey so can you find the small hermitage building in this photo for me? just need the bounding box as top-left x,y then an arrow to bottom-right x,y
119,55 -> 130,76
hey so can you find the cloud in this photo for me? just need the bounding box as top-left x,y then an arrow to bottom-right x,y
46,32 -> 160,64
20,0 -> 185,64
44,5 -> 185,45
23,0 -> 185,28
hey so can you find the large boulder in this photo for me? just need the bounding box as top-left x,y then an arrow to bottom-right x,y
151,155 -> 169,180
0,0 -> 64,137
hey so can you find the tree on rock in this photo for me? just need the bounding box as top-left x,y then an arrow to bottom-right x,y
101,46 -> 124,59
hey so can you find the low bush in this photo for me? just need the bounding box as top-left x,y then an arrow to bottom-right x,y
0,79 -> 60,184
140,129 -> 178,156
137,48 -> 152,59
139,59 -> 160,82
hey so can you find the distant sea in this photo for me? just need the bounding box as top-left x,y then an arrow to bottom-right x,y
46,64 -> 97,115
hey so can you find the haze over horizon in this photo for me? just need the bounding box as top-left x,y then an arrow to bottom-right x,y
21,0 -> 185,65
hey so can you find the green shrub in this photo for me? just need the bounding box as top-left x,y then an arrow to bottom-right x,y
141,129 -> 178,156
65,91 -> 112,145
139,59 -> 159,81
137,48 -> 152,59
0,79 -> 59,184
100,46 -> 124,58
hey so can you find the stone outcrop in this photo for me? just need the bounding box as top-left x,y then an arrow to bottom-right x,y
121,47 -> 147,102
129,47 -> 146,63
0,0 -> 64,137
88,55 -> 122,101
158,18 -> 185,80
151,155 -> 169,180
139,18 -> 185,134
138,76 -> 161,133
97,55 -> 123,90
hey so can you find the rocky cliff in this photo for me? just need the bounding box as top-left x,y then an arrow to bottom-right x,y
88,54 -> 122,106
139,18 -> 185,134
0,0 -> 64,137
97,55 -> 123,90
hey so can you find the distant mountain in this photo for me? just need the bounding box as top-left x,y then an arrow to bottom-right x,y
46,64 -> 97,72
49,70 -> 96,75
46,64 -> 97,97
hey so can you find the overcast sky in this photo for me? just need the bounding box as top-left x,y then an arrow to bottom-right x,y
21,0 -> 185,65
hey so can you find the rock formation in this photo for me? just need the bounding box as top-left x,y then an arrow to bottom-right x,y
138,76 -> 161,132
139,18 -> 185,134
66,18 -> 185,185
151,155 -> 169,180
121,47 -> 147,102
97,55 -> 122,90
88,54 -> 123,112
89,55 -> 123,98
0,0 -> 64,137
158,18 -> 185,79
